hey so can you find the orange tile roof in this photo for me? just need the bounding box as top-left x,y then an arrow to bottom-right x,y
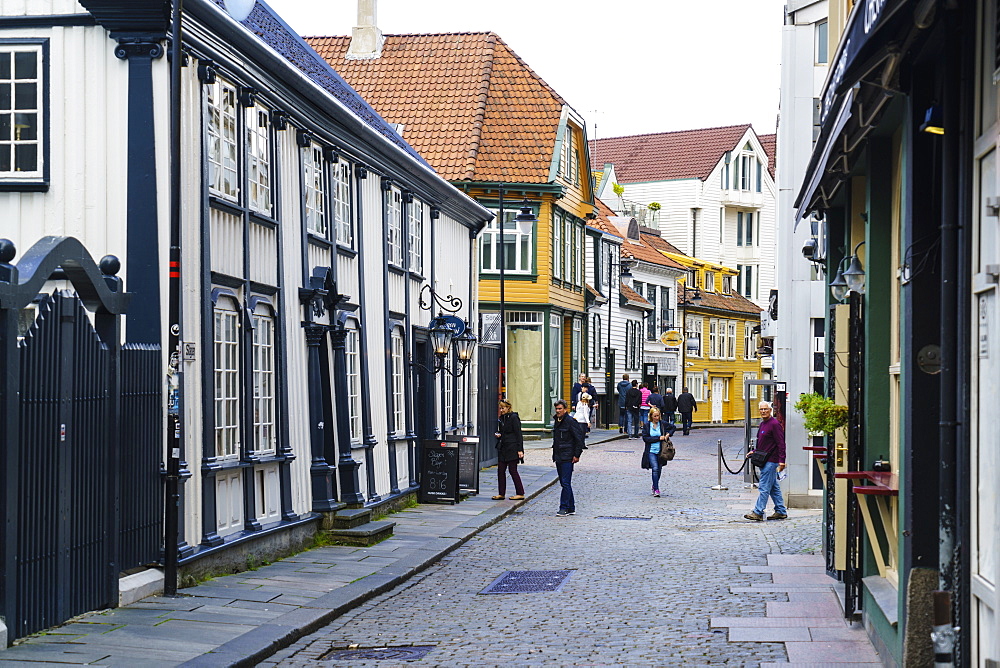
682,286 -> 762,315
642,233 -> 686,257
587,197 -> 623,238
620,233 -> 687,270
588,124 -> 751,183
758,133 -> 776,179
620,282 -> 651,307
305,32 -> 565,183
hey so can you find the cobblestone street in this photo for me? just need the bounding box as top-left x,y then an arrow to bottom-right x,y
264,427 -> 830,667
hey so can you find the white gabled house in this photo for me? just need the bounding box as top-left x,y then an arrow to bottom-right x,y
0,0 -> 490,597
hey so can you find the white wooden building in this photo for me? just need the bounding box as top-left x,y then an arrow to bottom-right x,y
0,0 -> 489,571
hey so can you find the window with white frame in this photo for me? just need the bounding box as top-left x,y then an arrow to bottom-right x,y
722,276 -> 732,293
737,264 -> 754,299
632,320 -> 642,369
207,77 -> 239,200
553,213 -> 562,279
454,369 -> 466,433
659,286 -> 672,329
686,374 -> 704,402
0,44 -> 43,180
743,372 -> 758,398
303,143 -> 327,237
246,104 -> 272,215
549,314 -> 561,393
333,160 -> 352,246
408,198 -> 423,274
481,208 -> 532,274
252,304 -> 276,456
443,361 -> 454,430
591,314 -> 602,367
745,212 -> 754,245
693,318 -> 704,357
646,284 -> 658,339
387,188 -> 403,266
727,320 -> 737,359
708,319 -> 717,358
391,329 -> 405,435
346,324 -> 361,441
571,318 -> 582,382
740,144 -> 754,190
564,213 -> 573,283
721,151 -> 730,189
705,272 -> 716,292
744,322 -> 756,360
723,378 -> 731,401
575,224 -> 583,286
213,296 -> 241,460
559,124 -> 578,184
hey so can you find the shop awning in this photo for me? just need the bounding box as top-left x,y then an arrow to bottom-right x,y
794,0 -> 919,226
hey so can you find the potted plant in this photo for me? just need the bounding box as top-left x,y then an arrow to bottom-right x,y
793,392 -> 848,435
647,202 -> 661,224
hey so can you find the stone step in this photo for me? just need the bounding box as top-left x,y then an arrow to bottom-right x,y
330,507 -> 373,529
323,520 -> 395,547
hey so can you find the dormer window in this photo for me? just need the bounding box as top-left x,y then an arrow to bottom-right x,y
559,123 -> 580,185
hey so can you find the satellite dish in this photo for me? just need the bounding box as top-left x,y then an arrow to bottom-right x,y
223,0 -> 255,21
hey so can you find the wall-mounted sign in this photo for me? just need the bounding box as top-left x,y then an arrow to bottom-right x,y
660,330 -> 682,346
438,315 -> 466,336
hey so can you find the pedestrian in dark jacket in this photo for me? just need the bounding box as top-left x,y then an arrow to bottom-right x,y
616,375 -> 632,433
676,387 -> 698,435
662,388 -> 678,425
493,401 -> 525,500
647,386 -> 664,412
625,380 -> 642,439
571,374 -> 596,406
551,399 -> 585,517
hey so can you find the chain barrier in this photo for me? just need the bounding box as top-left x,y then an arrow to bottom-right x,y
719,441 -> 751,476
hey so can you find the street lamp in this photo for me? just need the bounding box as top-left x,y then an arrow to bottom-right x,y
829,241 -> 866,301
497,185 -> 537,401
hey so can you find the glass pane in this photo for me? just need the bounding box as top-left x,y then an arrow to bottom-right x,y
0,84 -> 11,111
14,144 -> 36,171
0,144 -> 10,171
14,112 -> 35,140
14,52 -> 36,79
0,53 -> 9,79
520,234 -> 530,272
14,82 -> 35,110
481,234 -> 493,270
503,234 -> 516,270
0,113 -> 8,140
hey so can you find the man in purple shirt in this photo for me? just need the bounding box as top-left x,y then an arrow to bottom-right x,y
744,400 -> 788,521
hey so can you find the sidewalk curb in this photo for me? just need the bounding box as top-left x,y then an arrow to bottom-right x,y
180,469 -> 560,668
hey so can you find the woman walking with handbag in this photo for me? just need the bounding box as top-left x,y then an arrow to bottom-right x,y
493,401 -> 525,500
640,407 -> 675,497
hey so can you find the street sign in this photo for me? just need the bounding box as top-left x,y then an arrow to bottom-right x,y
438,315 -> 466,336
660,330 -> 682,346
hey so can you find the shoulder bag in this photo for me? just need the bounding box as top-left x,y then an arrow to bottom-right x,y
749,445 -> 771,468
657,437 -> 675,464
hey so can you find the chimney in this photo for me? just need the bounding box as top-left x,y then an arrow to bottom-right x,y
346,0 -> 384,60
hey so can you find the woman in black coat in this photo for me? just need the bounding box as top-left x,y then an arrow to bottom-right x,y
493,400 -> 525,500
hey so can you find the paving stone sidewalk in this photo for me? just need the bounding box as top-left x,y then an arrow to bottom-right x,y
0,430 -> 621,668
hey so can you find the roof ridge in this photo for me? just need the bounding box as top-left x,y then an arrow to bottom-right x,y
466,33 -> 498,180
591,123 -> 752,143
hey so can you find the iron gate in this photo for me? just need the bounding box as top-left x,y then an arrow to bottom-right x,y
477,344 -> 500,467
844,292 -> 865,618
0,237 -> 160,643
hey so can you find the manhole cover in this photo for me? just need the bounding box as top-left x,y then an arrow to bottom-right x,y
480,570 -> 573,594
595,516 -> 651,521
321,645 -> 435,661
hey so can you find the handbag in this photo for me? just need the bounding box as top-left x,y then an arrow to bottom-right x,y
749,447 -> 770,468
658,438 -> 675,464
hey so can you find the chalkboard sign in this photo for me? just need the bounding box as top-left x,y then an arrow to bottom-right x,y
450,436 -> 480,494
418,440 -> 460,504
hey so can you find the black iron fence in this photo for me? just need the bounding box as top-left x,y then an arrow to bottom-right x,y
0,237 -> 160,643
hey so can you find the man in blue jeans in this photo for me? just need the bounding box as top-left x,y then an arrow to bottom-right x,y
744,401 -> 788,521
551,400 -> 585,517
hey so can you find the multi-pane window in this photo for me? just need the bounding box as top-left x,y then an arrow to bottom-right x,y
553,214 -> 562,279
659,287 -> 672,329
387,188 -> 403,266
443,362 -> 454,430
722,276 -> 732,293
647,284 -> 657,339
333,160 -> 352,246
745,212 -> 754,245
727,321 -> 737,359
207,78 -> 238,199
560,124 -> 578,184
0,45 -> 42,178
705,272 -> 716,292
575,224 -> 583,286
346,325 -> 361,441
303,143 -> 327,236
686,317 -> 702,357
246,105 -> 271,215
744,322 -> 756,360
252,307 -> 275,455
723,378 -> 731,401
591,314 -> 602,367
213,298 -> 241,460
743,371 -> 759,398
391,330 -> 405,435
454,370 -> 467,433
737,264 -> 754,299
408,199 -> 423,273
481,209 -> 532,274
686,374 -> 704,402
709,319 -> 719,358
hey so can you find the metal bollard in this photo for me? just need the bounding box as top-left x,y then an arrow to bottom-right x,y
711,439 -> 728,490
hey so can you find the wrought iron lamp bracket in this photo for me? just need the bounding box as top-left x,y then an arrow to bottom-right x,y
417,283 -> 463,314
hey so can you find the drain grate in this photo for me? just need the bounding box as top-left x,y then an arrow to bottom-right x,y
320,645 -> 435,661
595,516 -> 652,521
479,570 -> 573,594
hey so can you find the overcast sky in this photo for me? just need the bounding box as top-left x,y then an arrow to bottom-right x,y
260,0 -> 786,140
